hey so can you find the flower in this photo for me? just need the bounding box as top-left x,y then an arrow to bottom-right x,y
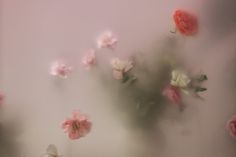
163,85 -> 182,104
50,60 -> 72,78
82,49 -> 96,69
0,92 -> 5,105
110,58 -> 133,80
226,115 -> 236,139
62,111 -> 92,140
173,9 -> 198,36
43,144 -> 61,157
171,70 -> 191,88
97,31 -> 118,49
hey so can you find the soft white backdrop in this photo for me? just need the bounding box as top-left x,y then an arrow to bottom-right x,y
1,0 -> 236,157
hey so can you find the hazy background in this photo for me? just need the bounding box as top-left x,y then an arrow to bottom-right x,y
0,0 -> 236,157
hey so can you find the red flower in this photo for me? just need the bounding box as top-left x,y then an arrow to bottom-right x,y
173,9 -> 198,36
163,85 -> 182,105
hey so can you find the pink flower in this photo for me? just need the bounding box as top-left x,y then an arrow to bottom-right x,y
82,49 -> 96,69
110,58 -> 133,80
226,115 -> 236,139
50,60 -> 72,78
97,31 -> 118,49
162,85 -> 182,105
62,111 -> 92,140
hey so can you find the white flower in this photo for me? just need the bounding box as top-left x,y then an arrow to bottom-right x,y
43,144 -> 61,157
171,70 -> 191,88
110,58 -> 133,80
97,31 -> 118,49
111,58 -> 133,72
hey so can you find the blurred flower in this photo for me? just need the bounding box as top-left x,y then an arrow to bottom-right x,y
0,92 -> 5,105
163,85 -> 182,105
82,49 -> 96,69
226,115 -> 236,139
43,144 -> 61,157
171,70 -> 191,88
97,31 -> 118,49
111,58 -> 133,80
62,110 -> 92,140
173,9 -> 198,36
50,60 -> 72,78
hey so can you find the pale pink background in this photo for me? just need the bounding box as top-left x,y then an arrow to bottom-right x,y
1,0 -> 236,157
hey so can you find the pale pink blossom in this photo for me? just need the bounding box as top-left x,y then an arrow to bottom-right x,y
97,31 -> 118,49
163,85 -> 182,105
82,49 -> 96,69
50,60 -> 72,78
226,115 -> 236,139
62,111 -> 92,140
110,58 -> 133,80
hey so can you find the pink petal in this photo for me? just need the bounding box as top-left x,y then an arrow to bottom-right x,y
163,85 -> 182,105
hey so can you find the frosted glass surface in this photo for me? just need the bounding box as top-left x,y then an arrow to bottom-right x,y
0,0 -> 236,157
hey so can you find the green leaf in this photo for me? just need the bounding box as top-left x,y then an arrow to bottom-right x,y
195,87 -> 207,92
197,74 -> 208,82
122,74 -> 130,83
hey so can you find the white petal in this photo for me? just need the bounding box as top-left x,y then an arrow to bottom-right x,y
46,144 -> 58,156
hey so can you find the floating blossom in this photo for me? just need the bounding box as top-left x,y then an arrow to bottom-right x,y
43,144 -> 61,157
173,9 -> 198,36
50,60 -> 72,78
163,85 -> 182,105
82,49 -> 96,69
62,110 -> 92,140
164,70 -> 208,104
226,115 -> 236,139
97,31 -> 118,49
111,58 -> 133,80
171,70 -> 191,88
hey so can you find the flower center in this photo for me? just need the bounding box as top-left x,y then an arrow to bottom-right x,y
72,121 -> 80,131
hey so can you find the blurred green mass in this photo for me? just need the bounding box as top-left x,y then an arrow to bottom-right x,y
113,37 -> 184,133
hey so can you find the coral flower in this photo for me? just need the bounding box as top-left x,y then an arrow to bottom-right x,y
97,31 -> 118,49
110,58 -> 133,80
50,60 -> 72,78
82,49 -> 96,69
163,85 -> 182,105
173,9 -> 198,36
226,115 -> 236,139
62,111 -> 92,140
